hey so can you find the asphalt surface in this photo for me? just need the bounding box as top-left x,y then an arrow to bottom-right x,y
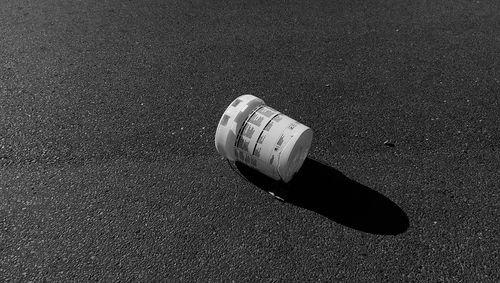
1,0 -> 499,281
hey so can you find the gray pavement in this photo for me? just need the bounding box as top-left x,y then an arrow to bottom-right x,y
1,0 -> 499,281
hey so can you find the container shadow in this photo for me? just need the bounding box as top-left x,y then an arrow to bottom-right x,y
236,158 -> 409,235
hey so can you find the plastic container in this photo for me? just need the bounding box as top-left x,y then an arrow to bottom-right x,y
215,94 -> 313,183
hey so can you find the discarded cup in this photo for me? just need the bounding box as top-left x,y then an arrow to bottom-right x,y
215,94 -> 313,183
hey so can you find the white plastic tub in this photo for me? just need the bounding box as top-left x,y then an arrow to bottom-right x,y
215,94 -> 313,183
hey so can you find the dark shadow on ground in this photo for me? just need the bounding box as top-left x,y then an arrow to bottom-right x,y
236,158 -> 409,235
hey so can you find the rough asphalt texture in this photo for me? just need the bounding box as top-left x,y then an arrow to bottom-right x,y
1,0 -> 499,281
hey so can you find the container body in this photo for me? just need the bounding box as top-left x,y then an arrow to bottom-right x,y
215,95 -> 313,183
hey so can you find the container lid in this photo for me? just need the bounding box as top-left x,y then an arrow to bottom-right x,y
215,95 -> 264,161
